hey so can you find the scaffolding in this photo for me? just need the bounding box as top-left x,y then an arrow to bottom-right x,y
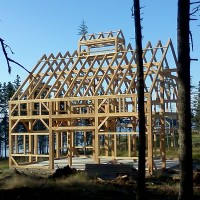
9,30 -> 178,174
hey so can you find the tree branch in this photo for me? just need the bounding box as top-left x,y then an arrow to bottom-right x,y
0,38 -> 11,73
190,1 -> 200,5
190,4 -> 200,15
189,30 -> 194,51
0,37 -> 32,75
7,57 -> 32,74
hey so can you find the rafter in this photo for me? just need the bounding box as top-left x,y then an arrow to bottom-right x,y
9,30 -> 178,174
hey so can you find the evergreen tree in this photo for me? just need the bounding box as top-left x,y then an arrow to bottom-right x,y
78,20 -> 88,35
192,81 -> 200,132
0,76 -> 20,157
13,74 -> 21,90
0,82 -> 9,157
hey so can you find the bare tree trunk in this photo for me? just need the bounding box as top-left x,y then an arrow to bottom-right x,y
133,0 -> 146,199
177,0 -> 193,199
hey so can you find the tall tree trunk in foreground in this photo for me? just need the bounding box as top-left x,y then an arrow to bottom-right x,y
177,0 -> 193,199
133,0 -> 146,199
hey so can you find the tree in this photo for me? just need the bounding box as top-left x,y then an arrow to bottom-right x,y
177,0 -> 193,199
0,80 -> 16,157
0,38 -> 31,74
191,81 -> 200,131
13,74 -> 21,90
132,0 -> 146,199
78,20 -> 88,35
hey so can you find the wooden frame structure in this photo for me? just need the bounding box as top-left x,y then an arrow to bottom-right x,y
9,30 -> 178,174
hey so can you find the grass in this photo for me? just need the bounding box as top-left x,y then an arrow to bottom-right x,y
192,133 -> 200,160
0,158 -> 9,170
0,166 -> 199,199
165,132 -> 200,160
0,133 -> 199,199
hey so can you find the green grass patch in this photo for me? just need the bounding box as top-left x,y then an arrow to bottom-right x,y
0,157 -> 9,170
192,133 -> 200,161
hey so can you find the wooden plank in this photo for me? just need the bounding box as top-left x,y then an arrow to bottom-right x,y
49,102 -> 54,169
52,126 -> 95,131
98,131 -> 140,135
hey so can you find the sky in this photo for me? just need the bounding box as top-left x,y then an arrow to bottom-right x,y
0,0 -> 200,87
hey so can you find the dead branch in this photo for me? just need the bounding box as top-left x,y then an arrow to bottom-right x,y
0,37 -> 31,74
0,38 -> 11,73
189,30 -> 194,51
190,4 -> 200,16
190,1 -> 200,5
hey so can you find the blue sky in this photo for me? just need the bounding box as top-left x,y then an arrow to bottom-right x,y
0,0 -> 200,86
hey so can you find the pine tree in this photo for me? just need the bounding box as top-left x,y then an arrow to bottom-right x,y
13,75 -> 21,90
0,77 -> 20,157
192,81 -> 200,132
0,82 -> 9,157
78,20 -> 88,35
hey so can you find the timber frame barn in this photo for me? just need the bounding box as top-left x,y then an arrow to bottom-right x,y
9,30 -> 178,174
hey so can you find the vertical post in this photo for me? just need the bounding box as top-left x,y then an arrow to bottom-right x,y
60,132 -> 63,154
160,74 -> 166,169
147,96 -> 153,174
94,98 -> 100,163
128,134 -> 131,157
84,131 -> 86,155
56,132 -> 61,158
49,101 -> 54,169
68,131 -> 73,167
27,102 -> 34,163
9,103 -> 13,168
133,134 -> 137,160
105,103 -> 109,156
34,135 -> 38,161
111,121 -> 115,159
55,101 -> 61,158
92,130 -> 95,159
105,134 -> 109,156
23,135 -> 26,154
14,135 -> 18,153
153,134 -> 157,157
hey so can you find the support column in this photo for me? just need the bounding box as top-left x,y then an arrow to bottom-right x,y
60,132 -> 63,154
105,104 -> 109,156
68,131 -> 73,167
153,134 -> 157,157
128,134 -> 131,157
49,101 -> 54,169
84,131 -> 86,155
9,103 -> 13,168
15,135 -> 18,153
28,101 -> 34,163
92,130 -> 95,159
23,135 -> 26,154
94,98 -> 100,163
160,75 -> 166,169
105,134 -> 109,156
56,132 -> 61,158
147,96 -> 153,175
133,134 -> 137,160
34,135 -> 38,161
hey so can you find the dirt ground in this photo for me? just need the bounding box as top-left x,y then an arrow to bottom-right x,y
0,164 -> 200,200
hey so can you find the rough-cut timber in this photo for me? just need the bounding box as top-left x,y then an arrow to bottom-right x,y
9,30 -> 178,174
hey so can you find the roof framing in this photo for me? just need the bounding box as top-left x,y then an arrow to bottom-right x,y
9,30 -> 178,174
